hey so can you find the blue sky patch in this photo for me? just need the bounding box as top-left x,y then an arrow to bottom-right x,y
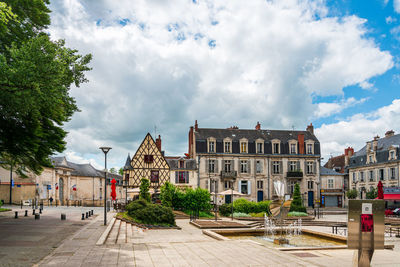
119,18 -> 130,26
208,39 -> 216,48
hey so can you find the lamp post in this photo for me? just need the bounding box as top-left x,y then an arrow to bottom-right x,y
100,147 -> 112,226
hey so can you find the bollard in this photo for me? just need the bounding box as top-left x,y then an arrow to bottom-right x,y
91,210 -> 94,216
20,200 -> 23,209
56,200 -> 58,207
86,212 -> 88,218
88,211 -> 91,217
40,203 -> 43,210
61,213 -> 66,220
81,213 -> 85,220
25,210 -> 28,217
35,214 -> 40,220
32,209 -> 36,215
15,211 -> 18,219
39,208 -> 42,214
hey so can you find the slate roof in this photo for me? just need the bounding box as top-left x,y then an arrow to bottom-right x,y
124,154 -> 133,170
324,154 -> 345,173
166,158 -> 197,170
195,128 -> 318,142
353,134 -> 400,157
51,156 -> 122,180
320,166 -> 344,176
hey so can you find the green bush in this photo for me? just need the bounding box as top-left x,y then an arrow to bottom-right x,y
183,188 -> 211,212
134,204 -> 175,226
0,200 -> 2,208
289,183 -> 306,213
233,212 -> 250,218
160,182 -> 176,207
139,178 -> 151,202
287,211 -> 308,217
255,201 -> 271,214
219,203 -> 233,217
347,189 -> 358,199
233,198 -> 255,214
249,212 -> 269,217
366,188 -> 377,199
126,199 -> 147,218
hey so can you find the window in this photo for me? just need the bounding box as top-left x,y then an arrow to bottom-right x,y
240,142 -> 247,153
224,181 -> 233,189
273,143 -> 280,154
289,181 -> 296,195
328,179 -> 334,189
391,168 -> 396,179
289,161 -> 297,172
369,170 -> 374,182
150,170 -> 159,183
257,142 -> 263,153
368,155 -> 373,163
290,143 -> 296,154
179,160 -> 185,168
224,142 -> 231,153
352,172 -> 356,183
144,155 -> 154,163
224,160 -> 231,172
257,180 -> 263,189
379,169 -> 384,181
208,160 -> 215,173
307,181 -> 313,189
240,160 -> 248,173
307,144 -> 313,154
175,171 -> 189,183
209,141 -> 215,153
390,150 -> 395,160
241,180 -> 249,194
256,160 -> 262,174
273,161 -> 280,174
360,171 -> 364,182
306,161 -> 314,174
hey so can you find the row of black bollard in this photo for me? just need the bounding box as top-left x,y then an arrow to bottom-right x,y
15,210 -> 41,219
81,210 -> 94,220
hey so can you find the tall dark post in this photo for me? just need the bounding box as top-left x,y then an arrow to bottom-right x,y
9,164 -> 13,205
100,147 -> 112,226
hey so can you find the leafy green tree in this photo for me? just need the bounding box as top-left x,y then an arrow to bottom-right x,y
119,167 -> 124,176
289,183 -> 306,213
346,189 -> 358,199
0,1 -> 91,176
184,188 -> 211,212
109,167 -> 117,174
160,182 -> 176,207
366,188 -> 377,199
139,178 -> 151,202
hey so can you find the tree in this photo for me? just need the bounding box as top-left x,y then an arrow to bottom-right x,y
184,188 -> 211,212
118,167 -> 124,176
0,1 -> 92,176
346,189 -> 358,199
289,183 -> 306,213
109,168 -> 117,174
366,188 -> 377,199
160,182 -> 176,207
139,178 -> 151,202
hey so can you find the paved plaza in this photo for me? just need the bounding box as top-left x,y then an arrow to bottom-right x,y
1,206 -> 400,266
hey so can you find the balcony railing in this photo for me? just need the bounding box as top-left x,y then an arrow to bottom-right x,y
221,171 -> 237,179
286,171 -> 303,178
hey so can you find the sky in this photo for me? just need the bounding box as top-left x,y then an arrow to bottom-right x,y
47,0 -> 400,170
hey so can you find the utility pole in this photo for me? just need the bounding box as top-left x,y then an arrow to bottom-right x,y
9,163 -> 13,205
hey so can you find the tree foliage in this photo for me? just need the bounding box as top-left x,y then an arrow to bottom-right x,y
346,189 -> 358,199
289,183 -> 306,213
0,1 -> 92,175
139,178 -> 151,202
366,188 -> 377,199
160,181 -> 176,207
183,187 -> 211,212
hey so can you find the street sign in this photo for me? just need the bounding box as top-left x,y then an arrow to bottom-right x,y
47,184 -> 51,190
11,179 -> 14,187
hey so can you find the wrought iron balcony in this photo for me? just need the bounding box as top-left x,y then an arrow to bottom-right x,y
286,171 -> 303,178
221,171 -> 237,180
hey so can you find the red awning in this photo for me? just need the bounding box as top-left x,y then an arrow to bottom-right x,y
383,194 -> 400,200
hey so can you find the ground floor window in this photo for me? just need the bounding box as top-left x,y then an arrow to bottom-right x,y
240,180 -> 249,195
150,170 -> 159,183
224,181 -> 233,190
307,180 -> 313,190
328,179 -> 334,189
257,180 -> 263,189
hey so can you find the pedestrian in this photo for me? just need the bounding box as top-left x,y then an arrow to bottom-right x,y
49,196 -> 53,206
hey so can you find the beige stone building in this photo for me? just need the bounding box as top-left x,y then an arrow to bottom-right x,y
348,130 -> 400,199
165,157 -> 198,189
188,121 -> 321,207
320,166 -> 345,207
0,156 -> 123,206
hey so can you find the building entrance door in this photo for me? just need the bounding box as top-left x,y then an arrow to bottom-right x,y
225,195 -> 231,204
308,190 -> 314,208
59,178 -> 64,205
257,190 -> 263,202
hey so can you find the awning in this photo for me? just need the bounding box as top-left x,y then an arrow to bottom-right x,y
384,194 -> 400,200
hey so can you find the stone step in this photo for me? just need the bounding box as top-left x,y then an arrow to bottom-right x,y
126,220 -> 133,243
106,219 -> 121,244
117,221 -> 127,244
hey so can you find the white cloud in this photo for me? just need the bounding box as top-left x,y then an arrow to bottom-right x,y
395,0 -> 400,13
314,97 -> 368,118
386,16 -> 397,24
316,99 -> 400,160
47,0 -> 394,167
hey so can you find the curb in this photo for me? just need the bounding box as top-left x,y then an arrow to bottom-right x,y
96,217 -> 116,245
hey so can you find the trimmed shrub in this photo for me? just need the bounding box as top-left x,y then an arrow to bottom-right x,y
233,198 -> 255,214
249,212 -> 268,217
287,211 -> 308,217
160,182 -> 176,207
219,203 -> 233,217
126,199 -> 148,217
289,183 -> 306,213
346,189 -> 358,199
139,178 -> 151,202
255,201 -> 272,215
135,204 -> 175,226
183,188 -> 211,212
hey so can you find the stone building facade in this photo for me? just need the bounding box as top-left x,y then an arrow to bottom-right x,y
348,130 -> 400,199
320,166 -> 345,208
188,121 -> 321,206
0,156 -> 123,206
165,157 -> 198,189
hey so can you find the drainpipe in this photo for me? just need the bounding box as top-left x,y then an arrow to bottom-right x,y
267,158 -> 270,200
197,155 -> 200,188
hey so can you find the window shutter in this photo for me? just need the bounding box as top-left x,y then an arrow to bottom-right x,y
175,172 -> 178,184
287,161 -> 290,171
248,160 -> 251,174
215,159 -> 218,173
303,161 -> 307,174
279,161 -> 283,174
238,181 -> 242,193
206,159 -> 209,173
216,180 -> 219,193
296,161 -> 300,171
313,162 -> 316,174
185,171 -> 189,183
231,160 -> 235,171
396,167 -> 399,179
248,181 -> 251,195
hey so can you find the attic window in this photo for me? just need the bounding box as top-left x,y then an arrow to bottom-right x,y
179,160 -> 184,168
144,155 -> 154,163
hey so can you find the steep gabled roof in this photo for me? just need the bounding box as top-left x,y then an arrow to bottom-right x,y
321,166 -> 344,176
124,153 -> 133,170
353,134 -> 400,157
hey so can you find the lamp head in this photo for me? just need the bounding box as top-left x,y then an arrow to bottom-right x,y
99,147 -> 112,154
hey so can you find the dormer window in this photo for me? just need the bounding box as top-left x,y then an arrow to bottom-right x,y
290,143 -> 296,154
368,155 -> 372,164
224,138 -> 232,153
240,139 -> 248,153
389,150 -> 396,160
256,139 -> 264,154
272,140 -> 280,154
179,160 -> 185,168
305,140 -> 314,154
207,138 -> 216,153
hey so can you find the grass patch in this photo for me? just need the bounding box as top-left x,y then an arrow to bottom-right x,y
118,212 -> 176,227
287,211 -> 308,217
0,208 -> 11,212
249,212 -> 269,217
183,210 -> 214,218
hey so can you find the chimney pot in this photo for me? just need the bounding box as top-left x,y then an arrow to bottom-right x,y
385,130 -> 395,138
195,120 -> 198,131
255,121 -> 261,130
306,123 -> 314,134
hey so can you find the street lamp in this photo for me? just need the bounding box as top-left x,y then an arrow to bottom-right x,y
100,146 -> 112,226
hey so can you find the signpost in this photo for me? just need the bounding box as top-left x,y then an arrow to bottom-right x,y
348,200 -> 385,267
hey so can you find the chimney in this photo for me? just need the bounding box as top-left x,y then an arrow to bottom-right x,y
255,121 -> 261,130
373,136 -> 378,151
306,123 -> 314,134
344,147 -> 354,166
298,134 -> 304,154
156,135 -> 162,151
188,126 -> 194,158
385,130 -> 395,138
195,120 -> 198,131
